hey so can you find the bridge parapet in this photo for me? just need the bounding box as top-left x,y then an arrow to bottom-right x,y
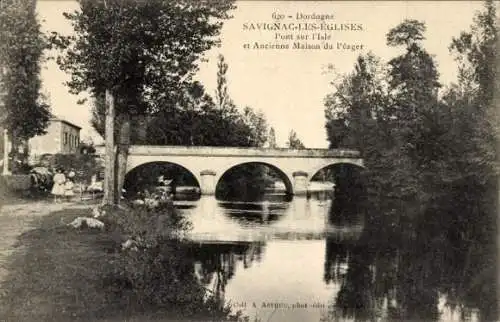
128,145 -> 361,158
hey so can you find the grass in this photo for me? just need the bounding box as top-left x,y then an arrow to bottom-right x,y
0,202 -> 252,322
0,207 -> 126,321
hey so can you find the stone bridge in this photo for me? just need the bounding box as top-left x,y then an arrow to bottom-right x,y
126,145 -> 364,195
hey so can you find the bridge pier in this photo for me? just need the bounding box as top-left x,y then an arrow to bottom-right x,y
292,171 -> 308,196
200,170 -> 216,195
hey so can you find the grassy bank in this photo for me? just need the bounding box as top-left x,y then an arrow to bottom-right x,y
0,204 -> 247,322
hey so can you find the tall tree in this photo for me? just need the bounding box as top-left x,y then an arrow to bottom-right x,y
214,54 -> 233,112
286,130 -> 305,149
0,0 -> 50,163
450,0 -> 497,106
241,106 -> 268,147
324,52 -> 389,152
323,4 -> 498,319
384,20 -> 442,221
267,127 -> 277,148
324,20 -> 443,231
142,82 -> 268,148
438,0 -> 499,266
51,0 -> 235,204
448,0 -> 498,177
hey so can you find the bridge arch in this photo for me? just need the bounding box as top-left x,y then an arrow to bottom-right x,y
215,161 -> 294,199
309,161 -> 365,184
123,161 -> 201,198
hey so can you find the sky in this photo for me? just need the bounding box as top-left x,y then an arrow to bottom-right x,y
36,1 -> 486,148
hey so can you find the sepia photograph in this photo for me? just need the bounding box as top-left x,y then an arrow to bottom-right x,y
0,1 -> 498,321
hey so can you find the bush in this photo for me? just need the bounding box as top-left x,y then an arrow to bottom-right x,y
39,153 -> 104,185
2,174 -> 31,190
97,203 -> 245,320
101,202 -> 191,247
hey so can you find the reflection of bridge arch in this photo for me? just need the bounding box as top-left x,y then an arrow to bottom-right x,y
124,146 -> 364,195
215,161 -> 294,196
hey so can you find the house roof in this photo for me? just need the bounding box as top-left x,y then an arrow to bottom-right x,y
50,116 -> 82,130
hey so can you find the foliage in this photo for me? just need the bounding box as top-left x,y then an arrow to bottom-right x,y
143,81 -> 269,147
216,163 -> 278,201
215,54 -> 233,110
50,0 -> 236,117
267,127 -> 277,148
79,140 -> 96,154
123,162 -> 198,198
286,130 -> 305,149
241,106 -> 268,147
386,19 -> 426,47
0,204 -> 249,321
324,52 -> 389,151
324,2 -> 498,254
50,0 -> 236,204
144,54 -> 268,147
41,153 -> 103,184
0,0 -> 51,156
323,13 -> 499,320
89,62 -> 269,149
450,0 -> 497,105
99,204 -> 247,320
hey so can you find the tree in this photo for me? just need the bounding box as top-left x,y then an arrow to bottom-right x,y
0,0 -> 50,163
51,0 -> 236,204
386,19 -> 426,48
215,54 -> 233,112
384,20 -> 442,221
324,20 -> 443,233
324,53 -> 389,152
448,0 -> 497,175
286,130 -> 305,149
450,0 -> 497,106
267,127 -> 277,148
322,4 -> 498,319
436,0 -> 498,256
241,106 -> 268,147
142,54 -> 268,148
142,84 -> 268,148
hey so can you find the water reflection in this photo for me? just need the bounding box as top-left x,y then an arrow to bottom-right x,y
187,241 -> 266,309
171,192 -> 496,322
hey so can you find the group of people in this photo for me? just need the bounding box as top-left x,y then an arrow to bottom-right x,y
51,168 -> 76,203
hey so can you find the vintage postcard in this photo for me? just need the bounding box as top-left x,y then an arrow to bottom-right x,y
0,1 -> 497,321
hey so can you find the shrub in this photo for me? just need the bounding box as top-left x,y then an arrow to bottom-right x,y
101,202 -> 191,246
39,153 -> 104,185
97,203 -> 244,320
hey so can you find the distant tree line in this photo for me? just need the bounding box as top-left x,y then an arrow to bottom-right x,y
90,54 -> 269,148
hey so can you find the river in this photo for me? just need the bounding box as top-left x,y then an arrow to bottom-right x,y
169,192 -> 496,322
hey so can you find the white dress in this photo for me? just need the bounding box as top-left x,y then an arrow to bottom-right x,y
51,173 -> 66,196
64,180 -> 75,197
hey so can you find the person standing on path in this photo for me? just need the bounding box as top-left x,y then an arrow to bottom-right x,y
64,177 -> 75,202
51,168 -> 66,203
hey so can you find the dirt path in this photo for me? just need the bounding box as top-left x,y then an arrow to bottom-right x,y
0,200 -> 93,282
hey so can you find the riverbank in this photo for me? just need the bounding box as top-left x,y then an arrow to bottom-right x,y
0,198 -> 247,322
0,201 -> 123,321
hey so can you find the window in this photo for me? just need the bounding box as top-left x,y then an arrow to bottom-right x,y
64,132 -> 68,145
